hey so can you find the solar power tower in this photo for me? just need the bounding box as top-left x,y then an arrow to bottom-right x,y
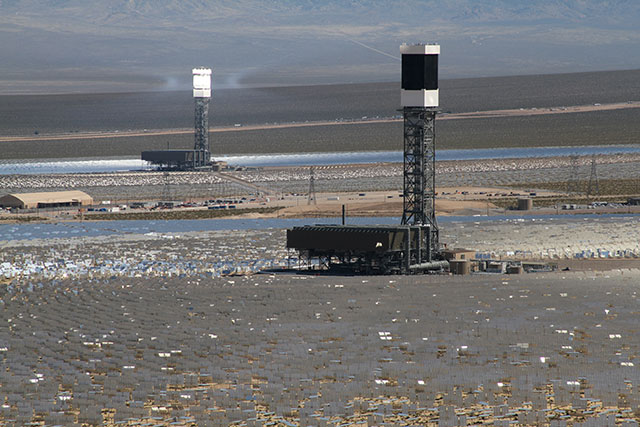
400,43 -> 440,255
193,68 -> 212,167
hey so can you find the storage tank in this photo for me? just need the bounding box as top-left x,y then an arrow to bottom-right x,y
449,260 -> 470,275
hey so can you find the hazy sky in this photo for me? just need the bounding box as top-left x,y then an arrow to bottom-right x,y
1,0 -> 639,93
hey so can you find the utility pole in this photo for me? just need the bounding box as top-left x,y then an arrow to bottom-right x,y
586,154 -> 599,200
566,155 -> 580,194
162,171 -> 172,203
307,167 -> 317,205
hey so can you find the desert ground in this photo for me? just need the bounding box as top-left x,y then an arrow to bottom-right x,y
2,216 -> 640,425
2,72 -> 640,425
2,155 -> 640,426
2,100 -> 640,159
2,145 -> 640,427
3,101 -> 638,144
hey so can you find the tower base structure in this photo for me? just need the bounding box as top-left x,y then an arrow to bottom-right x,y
287,225 -> 448,275
141,67 -> 212,171
141,150 -> 211,171
401,107 -> 439,257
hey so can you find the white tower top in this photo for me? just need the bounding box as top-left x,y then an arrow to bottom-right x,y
193,68 -> 212,98
400,43 -> 439,108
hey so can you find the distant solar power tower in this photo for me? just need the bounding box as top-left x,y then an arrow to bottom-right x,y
141,68 -> 212,170
193,68 -> 212,167
400,43 -> 440,255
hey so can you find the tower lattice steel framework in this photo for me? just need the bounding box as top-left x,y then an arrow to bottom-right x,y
194,97 -> 210,165
401,107 -> 439,254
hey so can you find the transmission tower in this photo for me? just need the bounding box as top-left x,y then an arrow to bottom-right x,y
162,171 -> 172,202
586,154 -> 599,199
566,155 -> 581,194
307,167 -> 317,205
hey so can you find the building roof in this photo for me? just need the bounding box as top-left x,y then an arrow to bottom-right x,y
0,190 -> 93,208
6,190 -> 91,203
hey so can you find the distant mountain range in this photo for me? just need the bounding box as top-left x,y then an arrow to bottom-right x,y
1,0 -> 639,93
3,0 -> 640,24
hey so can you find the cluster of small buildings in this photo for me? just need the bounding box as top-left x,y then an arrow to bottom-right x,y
442,248 -> 557,275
